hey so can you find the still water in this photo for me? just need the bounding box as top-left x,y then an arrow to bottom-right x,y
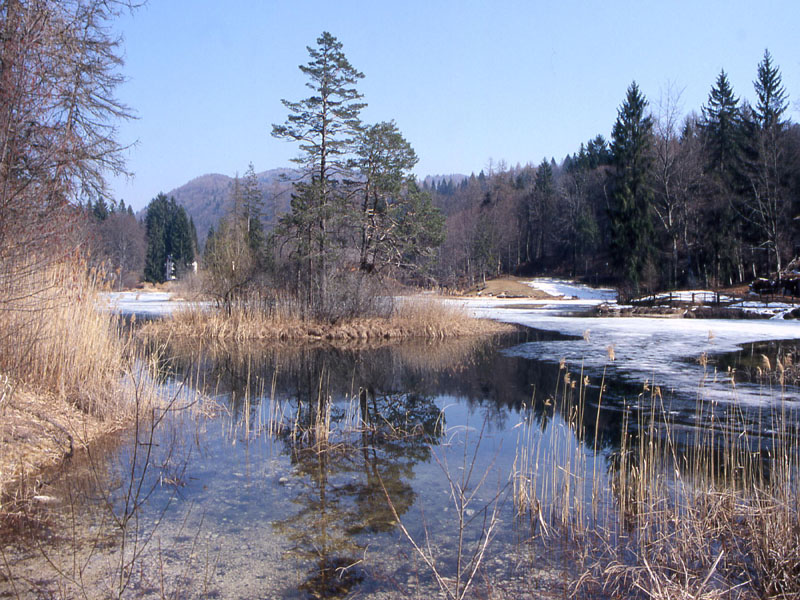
4,324 -> 800,598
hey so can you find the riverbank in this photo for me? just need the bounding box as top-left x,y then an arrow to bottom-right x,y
0,261 -> 149,520
0,389 -> 120,515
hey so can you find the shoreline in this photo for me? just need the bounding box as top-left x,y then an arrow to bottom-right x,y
0,388 -> 121,517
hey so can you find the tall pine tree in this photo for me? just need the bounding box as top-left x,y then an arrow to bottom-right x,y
701,70 -> 743,177
746,50 -> 790,274
272,32 -> 365,310
609,82 -> 655,293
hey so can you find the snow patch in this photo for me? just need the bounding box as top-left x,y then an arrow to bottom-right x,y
101,291 -> 189,317
465,299 -> 800,407
525,278 -> 618,302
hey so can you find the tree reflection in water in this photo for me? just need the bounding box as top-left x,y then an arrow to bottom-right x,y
273,383 -> 443,597
157,340 -> 458,597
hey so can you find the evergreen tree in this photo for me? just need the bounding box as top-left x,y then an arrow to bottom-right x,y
204,226 -> 216,261
272,32 -> 365,310
533,158 -> 555,260
241,163 -> 267,262
699,71 -> 750,284
753,49 -> 788,131
144,196 -> 167,282
745,50 -> 791,274
168,197 -> 195,268
189,217 -> 199,259
352,121 -> 443,275
701,70 -> 743,176
608,82 -> 655,292
143,193 -> 195,283
93,197 -> 109,221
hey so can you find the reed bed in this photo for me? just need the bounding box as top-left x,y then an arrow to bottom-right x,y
0,256 -> 171,512
513,358 -> 800,599
139,293 -> 514,345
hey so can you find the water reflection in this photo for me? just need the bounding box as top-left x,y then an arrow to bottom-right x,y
7,328 -> 800,598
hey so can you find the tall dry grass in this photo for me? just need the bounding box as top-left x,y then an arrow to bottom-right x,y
139,292 -> 514,345
0,254 -> 176,509
0,256 -> 126,416
514,358 -> 800,599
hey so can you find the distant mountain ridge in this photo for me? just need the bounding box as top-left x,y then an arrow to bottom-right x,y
165,168 -> 297,246
164,168 -> 468,249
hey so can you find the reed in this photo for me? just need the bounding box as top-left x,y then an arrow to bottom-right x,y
0,255 -> 170,511
513,355 -> 800,598
138,293 -> 514,345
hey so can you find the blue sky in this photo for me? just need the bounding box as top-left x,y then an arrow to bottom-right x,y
110,1 -> 800,210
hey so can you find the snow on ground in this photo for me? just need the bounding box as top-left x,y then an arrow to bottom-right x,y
636,290 -> 733,303
463,279 -> 800,407
726,300 -> 798,319
525,278 -> 618,302
101,291 -> 190,317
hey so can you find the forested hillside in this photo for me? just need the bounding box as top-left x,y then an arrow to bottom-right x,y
165,168 -> 296,246
427,52 -> 800,295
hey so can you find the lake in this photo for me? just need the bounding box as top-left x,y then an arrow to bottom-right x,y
4,290 -> 800,598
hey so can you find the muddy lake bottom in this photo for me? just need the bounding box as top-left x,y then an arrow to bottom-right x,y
3,321 -> 800,598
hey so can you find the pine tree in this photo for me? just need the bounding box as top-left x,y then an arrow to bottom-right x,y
143,194 -> 195,283
745,50 -> 791,275
144,195 -> 168,282
349,120 -> 444,277
698,71 -> 749,285
754,49 -> 788,131
241,163 -> 266,262
272,32 -> 365,310
93,197 -> 109,221
204,226 -> 216,261
353,121 -> 416,271
533,158 -> 555,260
609,82 -> 655,293
189,217 -> 199,259
701,70 -> 743,176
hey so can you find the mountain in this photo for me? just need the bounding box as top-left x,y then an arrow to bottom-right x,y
165,168 -> 298,247
163,168 -> 466,250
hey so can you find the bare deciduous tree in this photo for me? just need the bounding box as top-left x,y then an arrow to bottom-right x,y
0,0 -> 134,292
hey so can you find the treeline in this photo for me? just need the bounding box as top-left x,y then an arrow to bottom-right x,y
92,44 -> 799,301
84,198 -> 145,289
428,50 -> 800,295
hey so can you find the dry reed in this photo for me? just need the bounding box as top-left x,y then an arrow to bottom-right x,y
138,295 -> 514,345
0,255 -> 166,510
513,356 -> 800,599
